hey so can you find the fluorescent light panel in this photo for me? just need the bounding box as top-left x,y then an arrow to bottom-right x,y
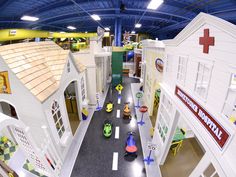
67,26 -> 76,30
21,15 -> 39,21
104,27 -> 110,31
91,14 -> 101,21
147,0 -> 164,10
135,23 -> 142,28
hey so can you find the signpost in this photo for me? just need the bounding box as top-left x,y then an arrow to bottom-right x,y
144,143 -> 157,165
96,93 -> 102,111
135,92 -> 143,108
137,106 -> 148,126
116,84 -> 123,93
116,84 -> 123,100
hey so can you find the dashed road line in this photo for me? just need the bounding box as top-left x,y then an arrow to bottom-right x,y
115,126 -> 120,139
112,152 -> 118,171
116,109 -> 120,118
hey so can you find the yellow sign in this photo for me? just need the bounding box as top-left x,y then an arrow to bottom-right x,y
116,84 -> 123,92
0,71 -> 11,94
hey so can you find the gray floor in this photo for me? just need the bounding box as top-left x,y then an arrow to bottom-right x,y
71,77 -> 146,177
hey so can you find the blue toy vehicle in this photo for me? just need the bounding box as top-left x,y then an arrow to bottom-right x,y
124,132 -> 138,158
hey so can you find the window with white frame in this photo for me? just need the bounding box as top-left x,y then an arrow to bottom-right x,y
157,94 -> 172,143
81,77 -> 86,101
51,101 -> 65,138
222,73 -> 236,120
194,62 -> 213,99
177,56 -> 188,84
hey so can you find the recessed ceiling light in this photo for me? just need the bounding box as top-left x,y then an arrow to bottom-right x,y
104,27 -> 110,31
135,23 -> 142,28
67,26 -> 76,30
131,31 -> 136,34
147,0 -> 164,10
21,15 -> 39,21
91,14 -> 101,21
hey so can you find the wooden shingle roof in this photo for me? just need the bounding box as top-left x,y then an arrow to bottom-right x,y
0,41 -> 69,102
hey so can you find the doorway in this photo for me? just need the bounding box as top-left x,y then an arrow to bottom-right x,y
0,102 -> 18,145
150,88 -> 161,128
160,117 -> 205,177
64,81 -> 80,135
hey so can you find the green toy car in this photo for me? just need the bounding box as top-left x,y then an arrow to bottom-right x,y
103,120 -> 113,138
106,101 -> 114,113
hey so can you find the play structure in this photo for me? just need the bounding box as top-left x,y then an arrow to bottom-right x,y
111,47 -> 124,86
73,37 -> 112,106
142,39 -> 165,116
152,13 -> 236,177
0,41 -> 88,176
133,48 -> 142,77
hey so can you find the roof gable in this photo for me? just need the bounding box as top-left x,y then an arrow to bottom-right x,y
0,41 -> 69,102
164,12 -> 236,46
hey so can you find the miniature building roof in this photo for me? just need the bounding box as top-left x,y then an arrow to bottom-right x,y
73,52 -> 96,68
164,12 -> 236,46
0,41 -> 69,102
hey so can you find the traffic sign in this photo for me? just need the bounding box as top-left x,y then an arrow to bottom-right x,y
147,143 -> 157,151
116,84 -> 123,92
136,92 -> 143,99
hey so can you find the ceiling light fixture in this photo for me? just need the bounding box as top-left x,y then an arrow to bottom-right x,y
91,14 -> 101,21
135,23 -> 142,28
21,15 -> 39,21
67,26 -> 76,30
147,0 -> 164,10
104,27 -> 110,31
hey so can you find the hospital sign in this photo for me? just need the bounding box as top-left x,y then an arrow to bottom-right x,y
175,86 -> 230,149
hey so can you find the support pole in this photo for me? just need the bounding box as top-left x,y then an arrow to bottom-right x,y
115,17 -> 122,46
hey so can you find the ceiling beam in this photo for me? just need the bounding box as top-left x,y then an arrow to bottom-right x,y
0,0 -> 15,11
45,14 -> 177,26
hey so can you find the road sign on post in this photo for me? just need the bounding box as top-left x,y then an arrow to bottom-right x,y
115,84 -> 123,93
96,93 -> 102,111
137,106 -> 148,126
144,142 -> 157,165
147,143 -> 157,151
135,92 -> 143,108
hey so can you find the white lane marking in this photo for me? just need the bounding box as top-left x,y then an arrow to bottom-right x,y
112,152 -> 118,171
115,127 -> 120,139
116,110 -> 120,118
118,97 -> 121,104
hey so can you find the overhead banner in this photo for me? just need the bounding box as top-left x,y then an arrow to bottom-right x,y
175,86 -> 230,149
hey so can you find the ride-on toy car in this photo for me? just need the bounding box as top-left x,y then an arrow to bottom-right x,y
124,132 -> 138,158
123,103 -> 131,119
106,101 -> 114,113
103,120 -> 113,138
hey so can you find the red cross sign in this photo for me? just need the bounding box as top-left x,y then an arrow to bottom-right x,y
199,29 -> 215,54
